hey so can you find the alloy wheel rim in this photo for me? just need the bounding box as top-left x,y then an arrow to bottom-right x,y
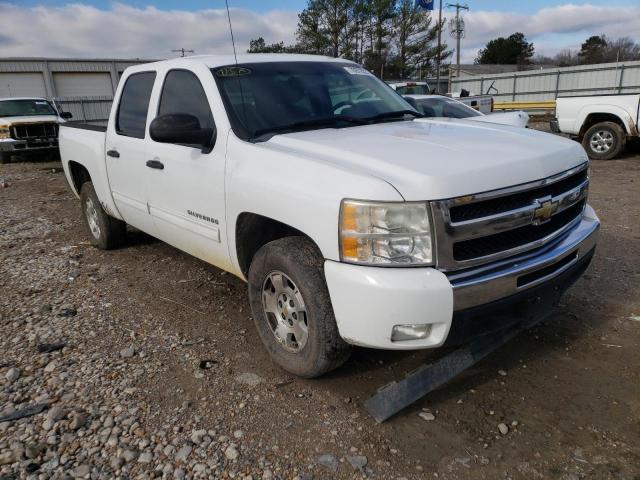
261,271 -> 309,353
590,130 -> 614,153
85,197 -> 101,240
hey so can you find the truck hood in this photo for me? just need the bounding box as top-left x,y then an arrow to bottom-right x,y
266,118 -> 587,200
0,115 -> 60,126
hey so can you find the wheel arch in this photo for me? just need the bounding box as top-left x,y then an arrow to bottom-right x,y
68,160 -> 92,196
235,212 -> 323,278
578,109 -> 633,139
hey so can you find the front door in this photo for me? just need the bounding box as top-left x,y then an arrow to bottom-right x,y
105,71 -> 157,235
145,68 -> 231,271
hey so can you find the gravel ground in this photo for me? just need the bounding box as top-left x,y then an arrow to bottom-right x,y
1,139 -> 639,479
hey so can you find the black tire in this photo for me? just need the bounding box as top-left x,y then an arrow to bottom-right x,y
0,152 -> 10,164
79,182 -> 126,250
248,236 -> 351,378
582,121 -> 625,160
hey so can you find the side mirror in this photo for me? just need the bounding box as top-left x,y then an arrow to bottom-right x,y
150,113 -> 216,153
60,111 -> 73,120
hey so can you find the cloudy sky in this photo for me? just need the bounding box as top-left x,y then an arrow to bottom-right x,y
1,1 -> 639,62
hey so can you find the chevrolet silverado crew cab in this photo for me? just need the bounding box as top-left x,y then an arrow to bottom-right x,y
0,97 -> 72,164
59,55 -> 600,378
552,93 -> 639,160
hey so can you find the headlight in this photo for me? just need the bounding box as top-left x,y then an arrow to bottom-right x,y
339,199 -> 433,266
0,126 -> 10,139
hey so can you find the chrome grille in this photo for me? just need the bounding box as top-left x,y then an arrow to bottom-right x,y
10,123 -> 58,140
431,163 -> 589,271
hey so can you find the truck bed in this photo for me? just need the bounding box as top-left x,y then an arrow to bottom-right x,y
59,123 -> 109,202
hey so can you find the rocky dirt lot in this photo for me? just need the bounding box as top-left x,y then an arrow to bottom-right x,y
1,143 -> 639,480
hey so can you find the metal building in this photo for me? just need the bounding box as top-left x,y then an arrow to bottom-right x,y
450,60 -> 640,102
0,57 -> 155,122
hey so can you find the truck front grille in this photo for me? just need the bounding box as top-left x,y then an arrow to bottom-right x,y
10,123 -> 58,140
449,168 -> 588,222
431,164 -> 589,271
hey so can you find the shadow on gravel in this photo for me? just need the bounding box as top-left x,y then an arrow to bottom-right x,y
125,228 -> 160,247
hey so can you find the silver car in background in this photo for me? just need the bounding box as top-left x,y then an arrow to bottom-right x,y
404,94 -> 529,128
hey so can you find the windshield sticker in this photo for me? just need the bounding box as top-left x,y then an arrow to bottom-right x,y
216,66 -> 252,77
35,101 -> 49,105
344,66 -> 372,76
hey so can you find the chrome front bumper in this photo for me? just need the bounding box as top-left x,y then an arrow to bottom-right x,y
448,205 -> 599,311
0,138 -> 58,152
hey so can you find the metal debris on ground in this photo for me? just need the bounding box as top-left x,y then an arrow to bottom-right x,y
365,324 -> 529,423
0,403 -> 49,423
37,342 -> 67,353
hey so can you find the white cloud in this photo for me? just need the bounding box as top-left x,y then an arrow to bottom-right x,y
455,4 -> 640,62
0,2 -> 637,62
0,2 -> 298,59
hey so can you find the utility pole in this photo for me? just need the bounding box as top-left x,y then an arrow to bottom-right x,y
447,2 -> 468,80
172,48 -> 195,57
435,0 -> 443,93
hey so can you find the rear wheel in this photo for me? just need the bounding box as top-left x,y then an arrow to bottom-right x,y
248,236 -> 351,378
80,182 -> 126,249
582,122 -> 625,160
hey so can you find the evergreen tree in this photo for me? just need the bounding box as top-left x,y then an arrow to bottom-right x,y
254,0 -> 453,79
296,0 -> 356,58
391,0 -> 451,78
475,32 -> 535,65
578,35 -> 607,64
363,0 -> 396,77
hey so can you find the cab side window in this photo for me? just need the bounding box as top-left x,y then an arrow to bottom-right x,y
158,70 -> 215,134
116,72 -> 156,139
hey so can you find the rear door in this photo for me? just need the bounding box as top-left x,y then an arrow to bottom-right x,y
105,71 -> 157,234
145,67 -> 231,271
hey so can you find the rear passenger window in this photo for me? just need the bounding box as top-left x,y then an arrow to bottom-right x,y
116,72 -> 156,139
158,70 -> 215,132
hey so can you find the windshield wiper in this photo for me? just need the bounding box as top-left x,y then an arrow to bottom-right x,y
363,109 -> 424,123
251,115 -> 367,142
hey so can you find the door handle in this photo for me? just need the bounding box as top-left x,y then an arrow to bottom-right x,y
146,159 -> 164,170
106,149 -> 120,158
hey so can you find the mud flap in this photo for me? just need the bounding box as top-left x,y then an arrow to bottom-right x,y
364,324 -> 527,423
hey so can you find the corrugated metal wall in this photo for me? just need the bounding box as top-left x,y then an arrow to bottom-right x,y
0,58 -> 153,123
450,60 -> 640,101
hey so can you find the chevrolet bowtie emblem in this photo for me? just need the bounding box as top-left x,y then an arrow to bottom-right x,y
533,198 -> 559,223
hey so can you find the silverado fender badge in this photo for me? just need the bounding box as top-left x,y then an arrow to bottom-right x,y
187,210 -> 219,225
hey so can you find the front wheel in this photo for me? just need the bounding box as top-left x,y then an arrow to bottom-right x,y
248,236 -> 351,378
582,122 -> 625,160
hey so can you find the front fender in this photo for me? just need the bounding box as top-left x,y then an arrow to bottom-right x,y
575,105 -> 634,136
224,134 -> 403,276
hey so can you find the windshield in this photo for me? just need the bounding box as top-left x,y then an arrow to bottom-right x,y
0,99 -> 57,117
213,62 -> 417,141
413,97 -> 482,119
395,84 -> 430,95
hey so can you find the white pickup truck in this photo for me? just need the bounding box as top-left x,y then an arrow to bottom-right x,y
59,54 -> 600,378
553,93 -> 640,160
